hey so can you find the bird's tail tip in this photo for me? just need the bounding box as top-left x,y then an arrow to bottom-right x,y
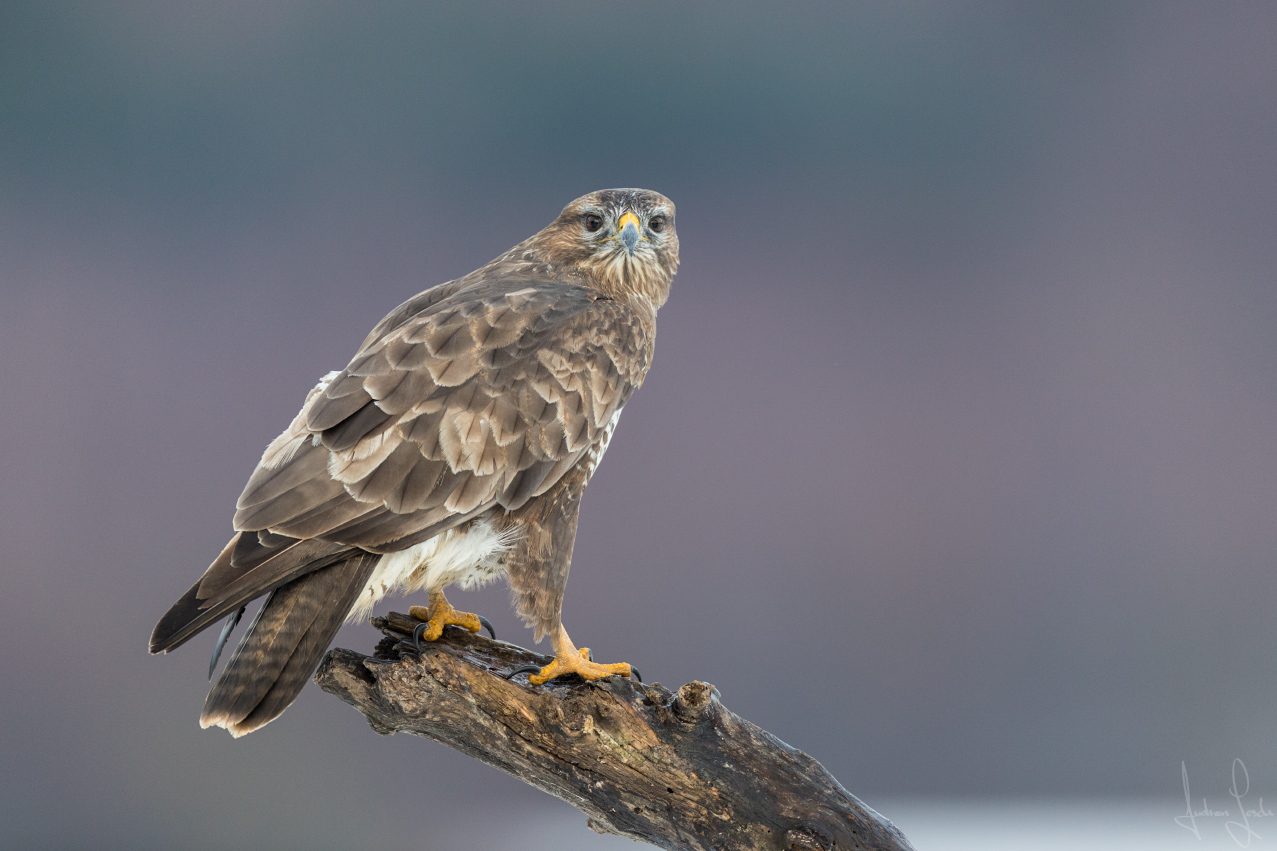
199,704 -> 274,737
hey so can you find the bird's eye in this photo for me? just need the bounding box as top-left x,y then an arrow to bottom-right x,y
585,214 -> 604,232
649,216 -> 665,234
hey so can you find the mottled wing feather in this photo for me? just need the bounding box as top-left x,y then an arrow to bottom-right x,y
149,530 -> 352,654
231,278 -> 647,554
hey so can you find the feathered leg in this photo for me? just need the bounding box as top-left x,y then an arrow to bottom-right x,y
502,462 -> 638,684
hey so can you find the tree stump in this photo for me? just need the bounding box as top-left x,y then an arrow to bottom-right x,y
315,612 -> 915,851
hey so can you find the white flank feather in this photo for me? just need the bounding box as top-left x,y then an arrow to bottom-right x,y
346,516 -> 521,624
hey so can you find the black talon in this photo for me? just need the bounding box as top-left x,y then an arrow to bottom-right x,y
506,664 -> 543,681
629,667 -> 642,683
477,615 -> 496,640
411,622 -> 430,655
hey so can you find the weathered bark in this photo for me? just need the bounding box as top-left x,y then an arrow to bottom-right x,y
315,612 -> 915,851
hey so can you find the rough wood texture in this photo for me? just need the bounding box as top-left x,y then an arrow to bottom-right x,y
315,612 -> 916,851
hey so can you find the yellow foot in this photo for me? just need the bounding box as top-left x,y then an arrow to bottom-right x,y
527,646 -> 637,685
408,591 -> 495,642
512,624 -> 639,685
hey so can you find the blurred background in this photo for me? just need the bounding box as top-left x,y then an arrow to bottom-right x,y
2,2 -> 1275,849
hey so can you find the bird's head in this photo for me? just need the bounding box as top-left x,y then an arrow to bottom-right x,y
542,188 -> 679,307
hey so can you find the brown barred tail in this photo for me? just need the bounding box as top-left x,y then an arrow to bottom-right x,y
199,553 -> 377,737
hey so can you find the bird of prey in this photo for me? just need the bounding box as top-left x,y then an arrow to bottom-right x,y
150,189 -> 679,736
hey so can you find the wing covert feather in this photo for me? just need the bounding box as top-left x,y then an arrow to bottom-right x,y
231,278 -> 648,552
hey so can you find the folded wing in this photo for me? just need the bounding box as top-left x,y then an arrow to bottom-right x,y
238,278 -> 647,551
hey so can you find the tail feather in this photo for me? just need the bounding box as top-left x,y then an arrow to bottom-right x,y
200,553 -> 377,737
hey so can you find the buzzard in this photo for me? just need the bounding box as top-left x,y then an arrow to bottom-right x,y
150,189 -> 679,736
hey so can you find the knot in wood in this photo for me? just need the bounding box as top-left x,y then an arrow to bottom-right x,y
673,681 -> 718,723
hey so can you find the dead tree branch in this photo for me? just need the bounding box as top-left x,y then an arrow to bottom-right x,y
315,612 -> 915,851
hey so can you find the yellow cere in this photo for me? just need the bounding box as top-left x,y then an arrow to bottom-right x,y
617,212 -> 645,238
